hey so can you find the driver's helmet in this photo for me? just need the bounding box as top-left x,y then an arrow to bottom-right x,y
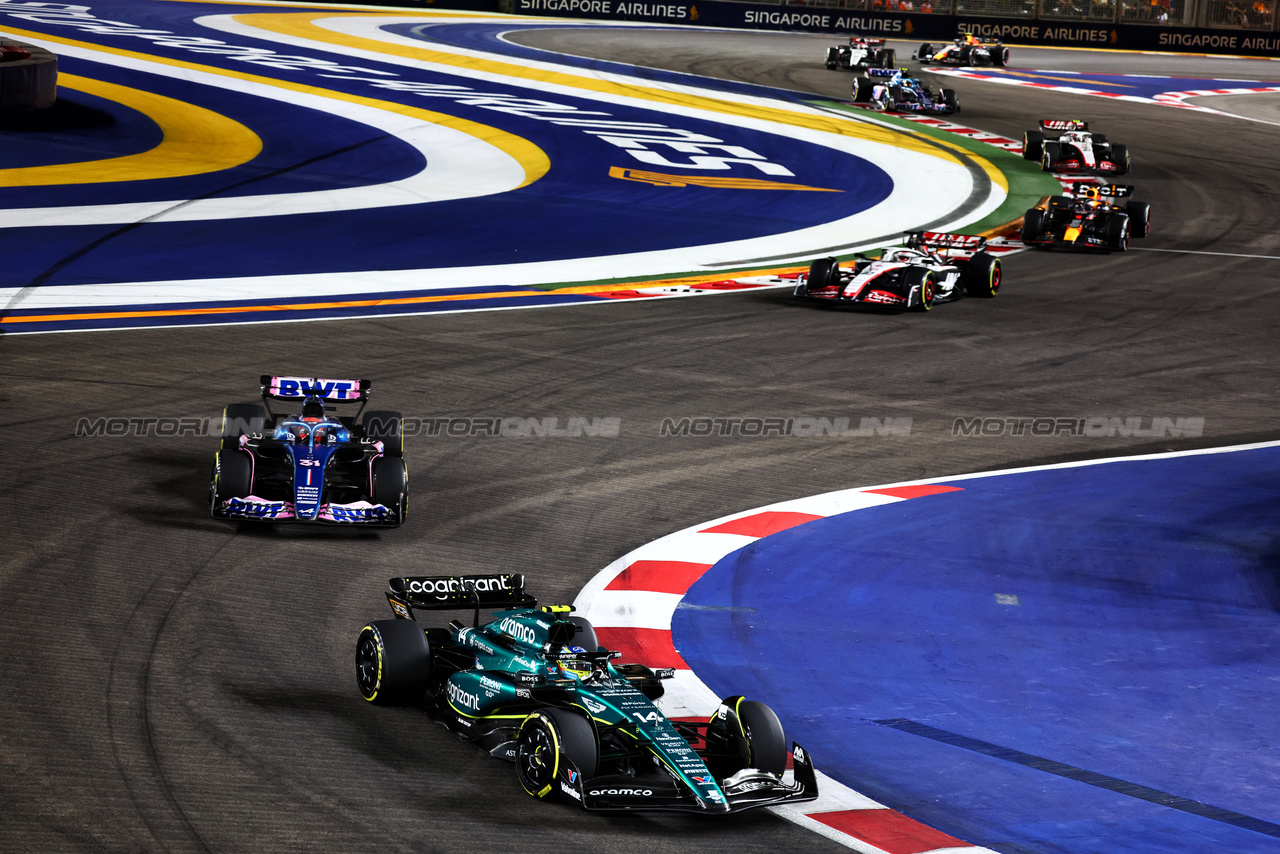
1062,130 -> 1088,144
1080,185 -> 1101,201
885,247 -> 917,262
556,646 -> 597,681
962,32 -> 979,44
889,69 -> 906,86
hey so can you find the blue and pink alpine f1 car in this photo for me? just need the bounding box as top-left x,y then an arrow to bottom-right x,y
209,376 -> 406,526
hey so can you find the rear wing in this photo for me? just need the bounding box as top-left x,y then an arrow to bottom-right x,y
260,375 -> 370,403
906,231 -> 987,255
850,36 -> 885,45
386,573 -> 537,622
1040,119 -> 1089,133
1068,182 -> 1133,198
866,67 -> 898,78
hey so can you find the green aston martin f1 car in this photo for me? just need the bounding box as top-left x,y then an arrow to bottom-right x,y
355,574 -> 818,813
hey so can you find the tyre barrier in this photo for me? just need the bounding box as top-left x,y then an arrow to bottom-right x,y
0,42 -> 56,110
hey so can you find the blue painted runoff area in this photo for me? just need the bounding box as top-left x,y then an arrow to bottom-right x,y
672,445 -> 1280,853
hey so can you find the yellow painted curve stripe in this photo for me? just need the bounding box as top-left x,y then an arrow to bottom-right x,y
0,24 -> 549,189
0,73 -> 262,187
236,12 -> 967,166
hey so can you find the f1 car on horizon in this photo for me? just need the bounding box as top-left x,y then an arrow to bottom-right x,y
1020,183 -> 1151,251
915,32 -> 1009,66
1021,120 -> 1129,174
851,68 -> 959,114
209,375 -> 406,525
356,574 -> 818,813
795,231 -> 1001,310
824,35 -> 896,71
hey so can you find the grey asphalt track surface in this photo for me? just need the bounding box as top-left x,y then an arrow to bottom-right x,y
2,24 -> 1279,854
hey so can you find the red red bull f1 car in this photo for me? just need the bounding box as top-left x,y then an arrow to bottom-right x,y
209,376 -> 406,525
795,232 -> 1001,311
915,33 -> 1009,67
1020,183 -> 1151,251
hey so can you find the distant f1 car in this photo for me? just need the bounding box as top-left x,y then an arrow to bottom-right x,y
1021,120 -> 1129,175
915,33 -> 1009,67
356,574 -> 819,813
1020,183 -> 1151,251
851,68 -> 958,114
825,35 -> 896,71
210,375 -> 406,525
795,231 -> 1001,311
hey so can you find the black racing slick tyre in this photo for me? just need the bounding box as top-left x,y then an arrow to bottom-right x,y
916,43 -> 933,61
906,268 -> 936,312
220,403 -> 266,450
371,456 -> 407,525
879,49 -> 896,68
1041,141 -> 1060,172
361,410 -> 403,456
1021,208 -> 1048,243
209,450 -> 251,514
1110,143 -> 1130,174
852,76 -> 875,103
805,257 -> 840,294
1106,213 -> 1131,250
355,619 -> 431,705
1022,130 -> 1044,161
1127,201 -> 1151,238
825,47 -> 838,69
516,708 -> 599,800
994,46 -> 1010,66
738,700 -> 788,775
964,252 -> 1002,298
941,88 -> 959,112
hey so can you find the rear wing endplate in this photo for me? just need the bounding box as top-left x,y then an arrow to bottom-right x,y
387,574 -> 537,622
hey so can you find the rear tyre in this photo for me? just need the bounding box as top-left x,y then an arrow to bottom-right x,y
964,252 -> 1001,298
371,456 -> 407,525
852,76 -> 875,103
361,410 -> 403,457
906,268 -> 936,312
355,619 -> 430,705
1127,201 -> 1151,238
516,708 -> 599,799
220,403 -> 266,450
1021,208 -> 1048,243
209,450 -> 252,514
880,49 -> 896,68
1106,213 -> 1131,251
1022,130 -> 1044,160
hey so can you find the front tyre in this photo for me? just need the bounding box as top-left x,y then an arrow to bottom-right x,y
1127,201 -> 1151,238
963,252 -> 1001,298
1110,143 -> 1130,174
805,257 -> 840,294
738,700 -> 788,774
906,268 -> 936,312
852,76 -> 875,103
210,450 -> 252,515
220,403 -> 266,450
361,410 -> 403,457
516,708 -> 599,800
1041,141 -> 1061,172
355,619 -> 431,705
1106,213 -> 1131,251
1021,208 -> 1048,243
1022,130 -> 1044,161
371,456 -> 407,525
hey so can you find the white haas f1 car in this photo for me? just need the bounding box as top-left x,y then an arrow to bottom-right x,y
1022,120 -> 1129,175
795,232 -> 1001,311
825,36 -> 896,71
